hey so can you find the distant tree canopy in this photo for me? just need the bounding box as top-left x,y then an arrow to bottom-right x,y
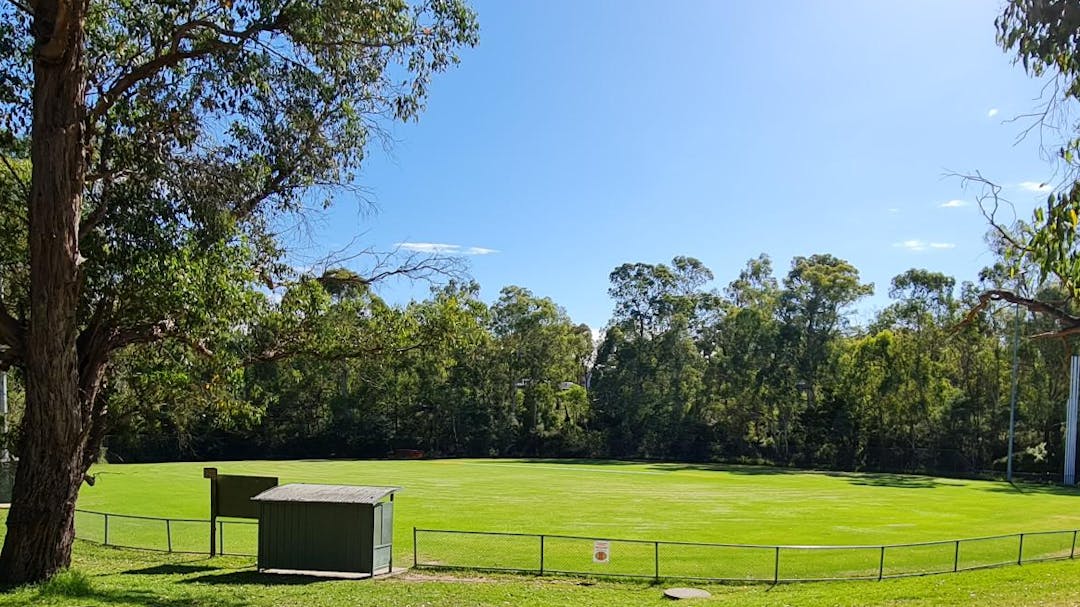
63,250 -> 1071,493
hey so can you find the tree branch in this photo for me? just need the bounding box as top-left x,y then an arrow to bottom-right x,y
89,11 -> 290,121
956,288 -> 1080,337
109,318 -> 213,357
246,341 -> 429,365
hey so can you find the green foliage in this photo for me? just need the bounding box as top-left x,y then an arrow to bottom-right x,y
993,2 -> 1080,301
0,0 -> 480,420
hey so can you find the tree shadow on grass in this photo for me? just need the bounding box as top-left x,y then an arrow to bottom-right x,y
89,589 -> 243,607
511,458 -> 645,467
512,458 -> 993,490
37,586 -> 245,607
978,482 -> 1080,496
122,564 -> 218,576
845,474 -> 943,489
640,462 -> 952,489
183,570 -> 328,586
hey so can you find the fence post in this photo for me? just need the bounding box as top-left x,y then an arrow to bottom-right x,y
103,513 -> 109,546
1072,531 -> 1078,559
773,547 -> 780,584
166,519 -> 172,553
539,535 -> 545,575
1018,533 -> 1024,566
654,542 -> 660,581
413,528 -> 418,568
219,520 -> 224,555
878,546 -> 885,581
953,540 -> 960,572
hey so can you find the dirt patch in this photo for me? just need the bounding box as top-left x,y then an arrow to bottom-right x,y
395,571 -> 500,584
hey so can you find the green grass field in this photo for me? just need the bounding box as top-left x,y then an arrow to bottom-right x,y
7,458 -> 1080,606
68,459 -> 1080,581
7,543 -> 1080,607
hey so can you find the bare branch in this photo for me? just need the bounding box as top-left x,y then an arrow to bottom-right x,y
955,289 -> 1080,338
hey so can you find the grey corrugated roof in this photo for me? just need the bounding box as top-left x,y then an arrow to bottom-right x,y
251,483 -> 400,504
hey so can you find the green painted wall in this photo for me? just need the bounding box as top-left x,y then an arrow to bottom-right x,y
257,500 -> 395,574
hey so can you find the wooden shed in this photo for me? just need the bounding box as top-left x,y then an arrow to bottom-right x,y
251,483 -> 400,576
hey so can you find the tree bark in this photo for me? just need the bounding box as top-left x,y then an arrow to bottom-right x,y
0,0 -> 91,585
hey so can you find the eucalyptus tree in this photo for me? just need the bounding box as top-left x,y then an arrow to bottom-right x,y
491,286 -> 592,453
0,0 -> 477,582
776,254 -> 872,460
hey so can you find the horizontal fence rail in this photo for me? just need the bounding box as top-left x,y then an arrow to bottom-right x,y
64,509 -> 1080,583
413,527 -> 1080,583
73,509 -> 258,556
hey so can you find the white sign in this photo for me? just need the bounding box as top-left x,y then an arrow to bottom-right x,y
593,540 -> 611,564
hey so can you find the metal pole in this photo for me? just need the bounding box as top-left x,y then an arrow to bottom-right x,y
953,540 -> 960,572
0,369 -> 7,462
654,542 -> 659,581
166,519 -> 172,553
1007,302 -> 1021,482
0,276 -> 5,464
209,515 -> 216,556
539,535 -> 545,575
104,513 -> 109,546
1072,530 -> 1077,559
878,546 -> 885,581
773,547 -> 780,584
1018,533 -> 1025,565
413,528 -> 418,568
218,520 -> 224,555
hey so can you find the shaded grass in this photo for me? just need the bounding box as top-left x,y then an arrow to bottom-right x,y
6,541 -> 1080,606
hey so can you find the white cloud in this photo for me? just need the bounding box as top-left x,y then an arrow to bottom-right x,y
895,240 -> 927,252
940,199 -> 968,208
396,242 -> 499,256
987,108 -> 999,118
887,208 -> 900,214
396,242 -> 461,254
893,240 -> 956,252
1018,181 -> 1052,193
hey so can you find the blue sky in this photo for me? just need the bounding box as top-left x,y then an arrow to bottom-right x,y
294,0 -> 1060,330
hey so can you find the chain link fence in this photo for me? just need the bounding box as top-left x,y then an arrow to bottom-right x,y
413,528 -> 1080,583
73,509 -> 257,556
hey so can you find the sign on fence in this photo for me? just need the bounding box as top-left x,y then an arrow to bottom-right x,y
593,540 -> 610,564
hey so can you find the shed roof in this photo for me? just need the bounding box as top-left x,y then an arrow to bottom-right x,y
251,483 -> 400,505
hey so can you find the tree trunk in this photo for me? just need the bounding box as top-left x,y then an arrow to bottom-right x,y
0,0 -> 90,585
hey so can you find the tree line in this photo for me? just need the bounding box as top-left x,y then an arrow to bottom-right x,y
26,251 -> 1061,479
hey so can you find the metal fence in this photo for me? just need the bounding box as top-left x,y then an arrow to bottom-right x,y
73,509 -> 257,556
67,510 -> 1080,582
413,528 -> 1080,583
